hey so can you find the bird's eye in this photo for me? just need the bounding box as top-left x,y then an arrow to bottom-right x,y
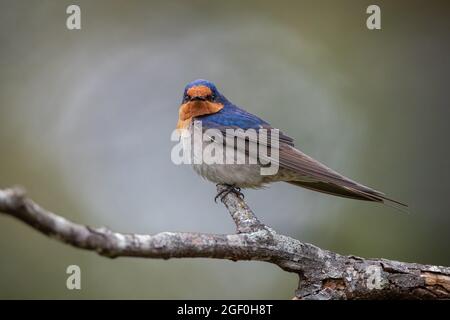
210,93 -> 216,101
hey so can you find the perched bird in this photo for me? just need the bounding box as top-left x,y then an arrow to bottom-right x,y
176,79 -> 406,208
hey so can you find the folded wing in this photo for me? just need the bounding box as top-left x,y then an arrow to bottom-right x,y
197,108 -> 407,208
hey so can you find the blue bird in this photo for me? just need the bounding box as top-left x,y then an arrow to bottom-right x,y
177,79 -> 406,208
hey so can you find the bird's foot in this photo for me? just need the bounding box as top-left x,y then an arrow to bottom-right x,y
215,184 -> 245,203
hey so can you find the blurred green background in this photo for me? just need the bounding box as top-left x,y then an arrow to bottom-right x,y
1,0 -> 449,299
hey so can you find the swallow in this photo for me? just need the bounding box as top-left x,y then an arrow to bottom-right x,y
177,79 -> 407,208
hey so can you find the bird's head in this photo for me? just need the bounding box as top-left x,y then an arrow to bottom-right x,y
177,79 -> 226,129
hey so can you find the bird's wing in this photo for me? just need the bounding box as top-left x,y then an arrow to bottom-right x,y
197,106 -> 295,146
277,143 -> 407,207
197,107 -> 407,208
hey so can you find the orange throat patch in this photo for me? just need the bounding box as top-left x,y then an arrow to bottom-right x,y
176,101 -> 223,130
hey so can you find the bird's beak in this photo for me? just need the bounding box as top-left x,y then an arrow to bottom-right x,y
190,96 -> 207,102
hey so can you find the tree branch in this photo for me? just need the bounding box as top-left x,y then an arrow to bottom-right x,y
0,185 -> 449,299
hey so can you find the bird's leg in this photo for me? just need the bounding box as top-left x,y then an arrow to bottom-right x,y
215,184 -> 245,203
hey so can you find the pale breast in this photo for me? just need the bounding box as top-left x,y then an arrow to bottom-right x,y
182,123 -> 298,188
192,162 -> 268,188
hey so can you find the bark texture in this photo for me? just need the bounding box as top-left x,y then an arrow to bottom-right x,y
0,186 -> 449,299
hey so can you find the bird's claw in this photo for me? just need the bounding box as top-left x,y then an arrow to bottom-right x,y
214,184 -> 245,203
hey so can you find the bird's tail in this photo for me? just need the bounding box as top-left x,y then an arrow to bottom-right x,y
288,180 -> 409,212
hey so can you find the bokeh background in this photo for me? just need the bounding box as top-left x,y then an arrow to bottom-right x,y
0,0 -> 449,299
